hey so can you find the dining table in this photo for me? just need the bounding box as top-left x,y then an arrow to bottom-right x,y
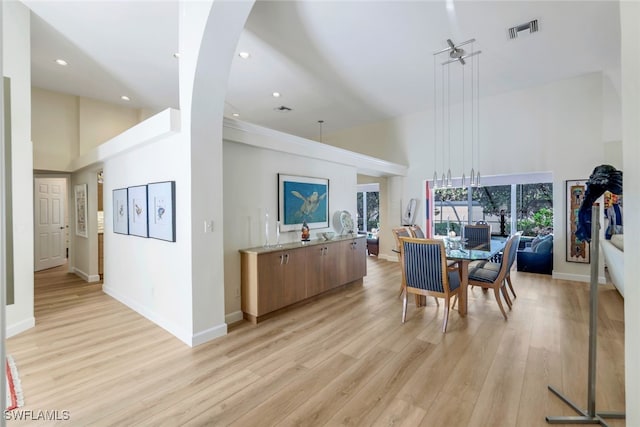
445,237 -> 507,316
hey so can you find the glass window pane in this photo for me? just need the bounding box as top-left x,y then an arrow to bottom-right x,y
357,192 -> 364,231
366,192 -> 379,231
516,183 -> 553,236
472,185 -> 511,236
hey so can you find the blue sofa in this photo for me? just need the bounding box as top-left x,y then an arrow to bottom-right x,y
517,234 -> 553,275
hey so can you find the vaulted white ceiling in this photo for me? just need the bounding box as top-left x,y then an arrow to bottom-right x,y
27,0 -> 621,140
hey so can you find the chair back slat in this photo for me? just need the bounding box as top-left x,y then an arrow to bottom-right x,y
403,240 -> 444,292
463,224 -> 491,249
496,234 -> 518,278
400,238 -> 455,294
506,233 -> 522,270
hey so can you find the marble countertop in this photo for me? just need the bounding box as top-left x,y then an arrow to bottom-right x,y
239,234 -> 364,254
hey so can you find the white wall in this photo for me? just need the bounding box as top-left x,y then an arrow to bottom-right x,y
3,1 -> 34,337
32,87 -> 79,171
621,1 -> 640,422
184,0 -> 254,344
327,72 -> 613,280
602,68 -> 622,143
324,119 -> 409,166
102,131 -> 193,345
223,140 -> 357,317
78,97 -> 140,156
32,87 -> 143,171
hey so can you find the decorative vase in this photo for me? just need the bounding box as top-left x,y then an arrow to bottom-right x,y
264,209 -> 270,247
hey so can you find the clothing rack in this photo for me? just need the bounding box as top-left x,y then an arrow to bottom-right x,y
546,204 -> 625,425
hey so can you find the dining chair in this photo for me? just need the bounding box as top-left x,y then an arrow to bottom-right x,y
392,227 -> 412,262
462,224 -> 491,249
408,224 -> 425,238
399,237 -> 461,333
467,233 -> 520,320
392,227 -> 414,297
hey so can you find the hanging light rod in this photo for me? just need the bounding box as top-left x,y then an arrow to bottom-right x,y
434,38 -> 481,66
433,38 -> 476,55
442,50 -> 482,66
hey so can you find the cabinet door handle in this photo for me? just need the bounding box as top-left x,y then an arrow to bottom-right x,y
285,253 -> 290,264
279,254 -> 284,265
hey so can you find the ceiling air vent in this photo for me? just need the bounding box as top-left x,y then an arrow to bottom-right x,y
274,105 -> 293,112
508,19 -> 539,39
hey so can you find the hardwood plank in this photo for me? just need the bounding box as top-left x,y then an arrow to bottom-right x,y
5,258 -> 625,426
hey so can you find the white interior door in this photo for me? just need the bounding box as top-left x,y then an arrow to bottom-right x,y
34,177 -> 67,271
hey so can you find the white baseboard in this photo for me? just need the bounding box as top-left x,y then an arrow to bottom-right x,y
552,272 -> 607,284
191,324 -> 228,347
103,285 -> 229,347
6,317 -> 35,338
225,310 -> 244,325
103,285 -> 192,346
73,267 -> 101,283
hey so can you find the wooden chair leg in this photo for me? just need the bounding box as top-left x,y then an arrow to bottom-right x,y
434,297 -> 440,306
506,275 -> 517,299
451,294 -> 458,309
501,285 -> 512,309
402,290 -> 408,323
442,299 -> 450,333
493,287 -> 508,320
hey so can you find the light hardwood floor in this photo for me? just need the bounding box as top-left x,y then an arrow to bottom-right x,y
7,257 -> 625,426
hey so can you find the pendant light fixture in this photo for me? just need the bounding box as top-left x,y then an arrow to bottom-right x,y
432,38 -> 482,188
318,120 -> 324,143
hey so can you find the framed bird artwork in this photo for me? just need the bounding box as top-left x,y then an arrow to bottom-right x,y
128,185 -> 148,238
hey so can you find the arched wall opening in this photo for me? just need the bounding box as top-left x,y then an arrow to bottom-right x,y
185,0 -> 255,344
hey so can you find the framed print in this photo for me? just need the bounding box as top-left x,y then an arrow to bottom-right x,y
75,183 -> 88,238
113,188 -> 129,235
566,179 -> 590,263
278,174 -> 329,232
147,181 -> 176,242
128,185 -> 148,238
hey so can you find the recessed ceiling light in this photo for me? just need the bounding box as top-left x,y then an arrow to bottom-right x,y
121,95 -> 130,101
173,52 -> 180,59
232,113 -> 240,117
55,59 -> 68,66
238,52 -> 250,59
272,92 -> 281,98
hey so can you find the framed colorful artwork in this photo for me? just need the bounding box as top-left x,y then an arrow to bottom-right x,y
278,174 -> 329,232
566,179 -> 590,263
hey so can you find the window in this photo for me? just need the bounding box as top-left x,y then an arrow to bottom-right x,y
357,183 -> 380,232
432,173 -> 552,237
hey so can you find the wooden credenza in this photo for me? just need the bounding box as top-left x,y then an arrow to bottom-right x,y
240,235 -> 366,323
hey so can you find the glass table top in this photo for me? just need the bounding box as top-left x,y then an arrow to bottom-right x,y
445,238 -> 507,261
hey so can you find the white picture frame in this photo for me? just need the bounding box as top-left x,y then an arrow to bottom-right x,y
112,188 -> 129,235
128,185 -> 148,238
147,181 -> 176,242
74,183 -> 88,238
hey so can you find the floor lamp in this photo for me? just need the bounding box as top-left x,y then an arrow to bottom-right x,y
546,204 -> 625,425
